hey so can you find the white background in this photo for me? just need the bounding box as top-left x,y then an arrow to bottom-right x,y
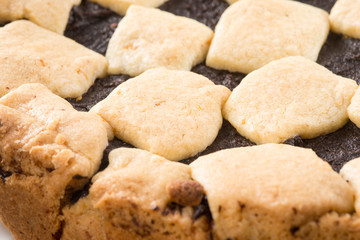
0,222 -> 13,240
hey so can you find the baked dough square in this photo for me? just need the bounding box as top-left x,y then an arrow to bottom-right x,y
190,144 -> 355,240
0,20 -> 108,98
206,0 -> 329,74
91,68 -> 231,161
223,56 -> 358,144
0,0 -> 80,34
330,0 -> 360,39
89,0 -> 168,16
63,148 -> 209,240
106,5 -> 213,76
0,83 -> 111,239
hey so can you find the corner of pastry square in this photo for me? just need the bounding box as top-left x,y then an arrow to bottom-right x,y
190,143 -> 356,240
62,148 -> 210,240
0,83 -> 111,240
0,20 -> 108,98
105,5 -> 214,76
329,0 -> 360,39
0,0 -> 81,34
206,0 -> 330,74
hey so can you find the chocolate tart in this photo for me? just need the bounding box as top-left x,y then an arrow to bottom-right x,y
66,0 -> 360,172
1,0 -> 360,239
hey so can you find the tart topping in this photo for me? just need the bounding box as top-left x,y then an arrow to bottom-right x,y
330,0 -> 360,39
0,0 -> 80,34
0,20 -> 108,98
223,56 -> 358,144
106,5 -> 213,76
190,144 -> 354,240
206,0 -> 329,74
91,68 -> 231,161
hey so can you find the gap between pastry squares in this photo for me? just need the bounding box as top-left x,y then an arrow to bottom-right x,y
0,0 -> 360,240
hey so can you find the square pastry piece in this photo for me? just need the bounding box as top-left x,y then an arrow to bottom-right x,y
63,148 -> 209,240
0,20 -> 107,98
330,0 -> 360,39
91,68 -> 231,161
223,56 -> 357,144
0,0 -> 80,34
191,144 -> 357,240
0,84 -> 111,240
106,5 -> 213,76
206,0 -> 329,74
89,0 -> 168,15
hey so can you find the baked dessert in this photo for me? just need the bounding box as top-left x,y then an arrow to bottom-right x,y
0,0 -> 360,239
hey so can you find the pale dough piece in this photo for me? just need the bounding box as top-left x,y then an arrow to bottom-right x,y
89,0 -> 168,15
0,0 -> 80,34
206,0 -> 329,74
91,68 -> 231,161
348,87 -> 360,127
224,0 -> 238,4
0,20 -> 108,98
62,148 -> 209,240
223,56 -> 357,144
190,144 -> 354,240
330,0 -> 360,39
340,158 -> 360,214
106,5 -> 213,76
0,83 -> 111,239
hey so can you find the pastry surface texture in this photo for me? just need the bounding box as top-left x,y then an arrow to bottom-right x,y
190,144 -> 355,240
0,20 -> 108,98
91,68 -> 230,161
0,0 -> 81,33
106,5 -> 213,76
206,0 -> 330,74
329,0 -> 360,39
223,56 -> 358,144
